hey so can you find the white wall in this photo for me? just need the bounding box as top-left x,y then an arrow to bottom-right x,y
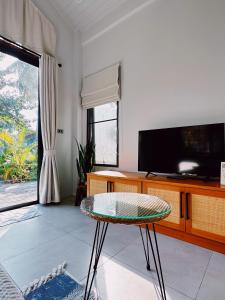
72,32 -> 83,195
32,0 -> 80,198
82,0 -> 225,172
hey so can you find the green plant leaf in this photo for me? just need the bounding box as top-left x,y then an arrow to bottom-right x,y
75,138 -> 95,184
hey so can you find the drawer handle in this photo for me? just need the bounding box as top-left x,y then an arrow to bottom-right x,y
110,182 -> 114,192
186,193 -> 190,220
107,181 -> 110,192
180,192 -> 184,218
107,181 -> 114,192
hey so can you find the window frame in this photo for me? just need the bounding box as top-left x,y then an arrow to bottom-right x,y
0,35 -> 39,67
0,36 -> 42,211
87,102 -> 119,167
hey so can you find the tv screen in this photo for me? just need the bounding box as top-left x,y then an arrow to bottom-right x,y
138,123 -> 225,179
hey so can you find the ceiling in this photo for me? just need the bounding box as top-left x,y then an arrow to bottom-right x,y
48,0 -> 130,33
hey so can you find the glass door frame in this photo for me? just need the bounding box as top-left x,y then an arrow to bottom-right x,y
0,36 -> 42,212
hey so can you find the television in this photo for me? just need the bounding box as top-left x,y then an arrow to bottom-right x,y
138,123 -> 225,179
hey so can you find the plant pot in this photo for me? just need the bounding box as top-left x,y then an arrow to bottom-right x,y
75,183 -> 87,206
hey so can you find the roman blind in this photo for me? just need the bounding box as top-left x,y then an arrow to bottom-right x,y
81,63 -> 120,109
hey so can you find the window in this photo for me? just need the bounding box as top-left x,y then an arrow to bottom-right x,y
0,36 -> 40,211
87,102 -> 119,166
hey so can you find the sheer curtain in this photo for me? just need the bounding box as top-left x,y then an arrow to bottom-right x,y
39,54 -> 60,204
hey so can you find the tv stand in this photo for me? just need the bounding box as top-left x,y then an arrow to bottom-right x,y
87,170 -> 225,254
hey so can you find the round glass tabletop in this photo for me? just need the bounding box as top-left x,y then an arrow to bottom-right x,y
80,192 -> 171,225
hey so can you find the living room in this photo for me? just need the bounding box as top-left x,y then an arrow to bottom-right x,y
0,0 -> 225,299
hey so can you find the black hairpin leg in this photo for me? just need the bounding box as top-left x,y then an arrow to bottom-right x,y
139,224 -> 167,300
83,221 -> 109,300
139,226 -> 151,271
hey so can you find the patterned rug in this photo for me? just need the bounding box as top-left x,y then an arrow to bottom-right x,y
23,263 -> 97,300
0,205 -> 41,227
0,264 -> 23,300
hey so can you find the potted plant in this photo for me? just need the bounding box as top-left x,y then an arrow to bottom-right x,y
75,139 -> 95,206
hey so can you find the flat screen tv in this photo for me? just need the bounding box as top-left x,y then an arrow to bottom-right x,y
138,123 -> 225,179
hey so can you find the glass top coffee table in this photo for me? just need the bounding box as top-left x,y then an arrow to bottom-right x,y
81,192 -> 171,300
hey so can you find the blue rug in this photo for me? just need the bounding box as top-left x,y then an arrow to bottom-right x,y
23,264 -> 96,300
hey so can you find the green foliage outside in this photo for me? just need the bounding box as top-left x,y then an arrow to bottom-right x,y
0,130 -> 37,182
0,52 -> 38,183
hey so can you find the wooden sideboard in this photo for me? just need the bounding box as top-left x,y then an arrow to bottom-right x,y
87,171 -> 225,254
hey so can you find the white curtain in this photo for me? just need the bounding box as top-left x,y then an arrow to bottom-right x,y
0,0 -> 60,203
0,0 -> 56,56
81,63 -> 120,109
39,54 -> 60,204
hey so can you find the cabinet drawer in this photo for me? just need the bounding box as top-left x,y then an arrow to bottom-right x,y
143,183 -> 185,231
187,194 -> 225,242
89,178 -> 107,196
113,180 -> 141,193
147,188 -> 180,225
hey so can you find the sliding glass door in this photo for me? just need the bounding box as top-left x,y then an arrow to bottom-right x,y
0,37 -> 40,211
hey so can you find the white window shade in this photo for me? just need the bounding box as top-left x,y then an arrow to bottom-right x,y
81,63 -> 120,109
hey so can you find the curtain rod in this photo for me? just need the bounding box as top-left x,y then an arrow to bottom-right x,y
0,35 -> 62,68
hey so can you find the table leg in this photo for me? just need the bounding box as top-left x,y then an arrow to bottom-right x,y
139,226 -> 151,271
83,221 -> 109,300
139,224 -> 167,300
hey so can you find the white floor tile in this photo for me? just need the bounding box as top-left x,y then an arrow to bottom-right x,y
2,234 -> 109,289
91,259 -> 192,300
114,232 -> 212,298
0,216 -> 64,261
196,252 -> 225,300
71,223 -> 139,256
39,205 -> 94,232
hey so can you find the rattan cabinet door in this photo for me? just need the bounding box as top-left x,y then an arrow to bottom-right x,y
112,179 -> 142,193
88,177 -> 108,196
143,182 -> 185,231
186,193 -> 225,243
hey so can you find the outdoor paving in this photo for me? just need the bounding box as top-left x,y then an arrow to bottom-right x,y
0,181 -> 37,210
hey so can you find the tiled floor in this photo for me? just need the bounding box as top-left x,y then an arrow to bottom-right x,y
0,198 -> 224,300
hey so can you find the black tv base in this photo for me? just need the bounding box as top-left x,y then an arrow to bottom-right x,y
145,172 -> 219,181
167,174 -> 219,181
145,172 -> 157,178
